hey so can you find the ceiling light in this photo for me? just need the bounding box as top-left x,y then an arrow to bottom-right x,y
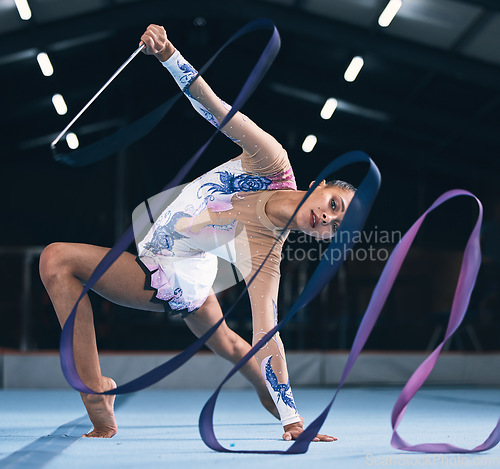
378,0 -> 402,28
320,98 -> 338,120
66,133 -> 79,149
14,0 -> 31,20
302,135 -> 317,153
193,16 -> 206,27
36,52 -> 54,77
52,94 -> 67,115
344,56 -> 364,83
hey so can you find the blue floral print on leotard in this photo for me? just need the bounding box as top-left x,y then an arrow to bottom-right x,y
264,356 -> 297,411
143,211 -> 192,254
198,171 -> 272,196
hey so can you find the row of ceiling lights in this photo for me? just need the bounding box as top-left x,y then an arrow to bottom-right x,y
15,0 -> 80,149
301,0 -> 402,153
14,0 -> 402,152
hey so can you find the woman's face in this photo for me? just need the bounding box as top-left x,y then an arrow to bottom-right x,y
295,181 -> 354,239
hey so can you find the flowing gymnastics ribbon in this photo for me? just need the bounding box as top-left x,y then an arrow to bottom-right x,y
199,190 -> 500,455
54,18 -> 499,455
387,191 -> 500,453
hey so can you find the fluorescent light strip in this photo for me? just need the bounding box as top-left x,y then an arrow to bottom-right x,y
302,135 -> 317,153
378,0 -> 402,28
66,133 -> 79,149
52,94 -> 68,115
320,98 -> 338,120
344,56 -> 364,83
14,0 -> 32,20
37,52 -> 54,77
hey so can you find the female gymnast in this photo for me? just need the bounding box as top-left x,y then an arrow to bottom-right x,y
39,24 -> 354,442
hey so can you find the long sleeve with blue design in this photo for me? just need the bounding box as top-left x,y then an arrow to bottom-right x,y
161,49 -> 290,178
160,48 -> 302,427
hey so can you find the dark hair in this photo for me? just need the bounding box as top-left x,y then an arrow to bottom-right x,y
326,179 -> 356,192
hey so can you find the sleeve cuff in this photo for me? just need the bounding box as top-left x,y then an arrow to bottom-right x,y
160,48 -> 180,69
282,415 -> 302,427
160,49 -> 198,92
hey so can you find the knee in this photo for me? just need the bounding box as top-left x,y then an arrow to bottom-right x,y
39,242 -> 73,287
207,323 -> 241,359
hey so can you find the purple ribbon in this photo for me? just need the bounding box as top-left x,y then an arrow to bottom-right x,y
387,191 -> 500,453
199,189 -> 499,455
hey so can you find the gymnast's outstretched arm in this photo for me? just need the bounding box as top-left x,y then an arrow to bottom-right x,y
245,263 -> 335,441
140,24 -> 285,172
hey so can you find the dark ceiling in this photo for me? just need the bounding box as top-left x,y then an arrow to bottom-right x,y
1,0 -> 499,247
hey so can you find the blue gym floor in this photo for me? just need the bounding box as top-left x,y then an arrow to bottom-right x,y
1,387 -> 499,469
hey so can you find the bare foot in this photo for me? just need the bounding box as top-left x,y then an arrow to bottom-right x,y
80,377 -> 117,438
